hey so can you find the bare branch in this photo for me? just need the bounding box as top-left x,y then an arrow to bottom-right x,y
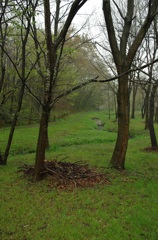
55,0 -> 88,47
50,57 -> 158,107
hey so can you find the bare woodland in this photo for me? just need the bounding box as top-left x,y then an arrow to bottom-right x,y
0,0 -> 158,181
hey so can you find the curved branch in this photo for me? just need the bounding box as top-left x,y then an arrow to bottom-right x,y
50,57 -> 158,107
55,0 -> 88,47
127,0 -> 158,64
103,0 -> 120,65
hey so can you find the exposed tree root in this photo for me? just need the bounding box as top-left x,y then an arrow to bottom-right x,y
144,146 -> 158,153
18,160 -> 109,190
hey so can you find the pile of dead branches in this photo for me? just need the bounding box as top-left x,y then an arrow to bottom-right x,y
19,160 -> 109,190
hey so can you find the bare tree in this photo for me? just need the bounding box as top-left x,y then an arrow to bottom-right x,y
0,0 -> 39,165
102,0 -> 158,169
34,0 -> 89,181
148,18 -> 158,148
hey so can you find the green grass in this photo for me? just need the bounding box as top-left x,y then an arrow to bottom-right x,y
0,111 -> 158,240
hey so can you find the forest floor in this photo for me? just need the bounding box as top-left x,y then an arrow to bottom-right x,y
0,111 -> 158,240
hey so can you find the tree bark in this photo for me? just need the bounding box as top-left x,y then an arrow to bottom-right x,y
131,83 -> 137,119
155,105 -> 158,123
34,108 -> 50,181
109,74 -> 129,169
144,88 -> 150,130
148,83 -> 158,148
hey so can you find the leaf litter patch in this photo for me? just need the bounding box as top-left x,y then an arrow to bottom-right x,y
18,160 -> 109,190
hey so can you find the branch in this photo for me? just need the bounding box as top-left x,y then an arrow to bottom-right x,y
0,44 -> 21,80
50,57 -> 158,107
112,0 -> 125,20
102,0 -> 120,64
127,0 -> 158,63
55,0 -> 88,47
25,84 -> 44,107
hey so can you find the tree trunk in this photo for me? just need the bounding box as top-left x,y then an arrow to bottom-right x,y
144,92 -> 149,130
34,108 -> 50,181
148,84 -> 157,148
155,105 -> 158,123
144,83 -> 152,129
4,82 -> 26,164
0,151 -> 5,165
33,0 -> 55,181
141,97 -> 146,119
108,84 -> 111,119
33,0 -> 89,181
109,75 -> 129,169
114,92 -> 118,120
131,84 -> 137,119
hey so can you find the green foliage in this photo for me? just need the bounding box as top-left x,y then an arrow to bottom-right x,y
0,111 -> 158,240
0,27 -> 111,126
54,33 -> 110,112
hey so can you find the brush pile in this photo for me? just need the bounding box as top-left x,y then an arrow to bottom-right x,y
19,160 -> 109,190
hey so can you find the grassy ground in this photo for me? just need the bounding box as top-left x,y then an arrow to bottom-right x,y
0,111 -> 158,240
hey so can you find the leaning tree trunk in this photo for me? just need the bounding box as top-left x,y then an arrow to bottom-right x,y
0,34 -> 30,165
109,74 -> 129,169
2,81 -> 26,165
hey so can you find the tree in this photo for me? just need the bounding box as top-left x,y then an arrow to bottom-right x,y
0,0 -> 108,167
0,0 -> 39,165
34,0 -> 89,181
134,16 -> 158,138
102,0 -> 158,169
148,18 -> 158,148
